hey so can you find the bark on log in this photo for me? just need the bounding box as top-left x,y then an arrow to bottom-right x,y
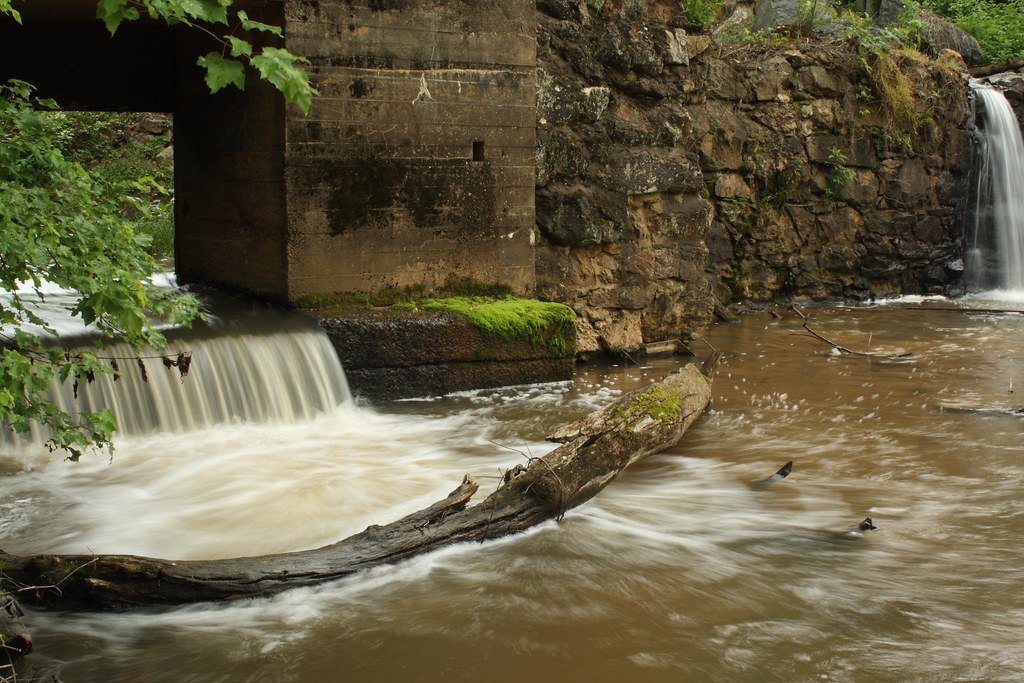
970,60 -> 1024,78
0,363 -> 713,611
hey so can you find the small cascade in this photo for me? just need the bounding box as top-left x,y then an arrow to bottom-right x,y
55,317 -> 352,436
967,82 -> 1024,293
3,286 -> 351,448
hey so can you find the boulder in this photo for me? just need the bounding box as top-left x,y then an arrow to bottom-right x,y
752,0 -> 844,35
915,7 -> 982,66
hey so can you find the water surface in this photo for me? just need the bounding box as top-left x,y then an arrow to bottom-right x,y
3,299 -> 1023,682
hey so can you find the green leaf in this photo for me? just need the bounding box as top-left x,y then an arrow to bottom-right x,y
95,0 -> 139,34
237,10 -> 282,36
196,52 -> 246,93
226,36 -> 253,58
0,0 -> 22,23
250,48 -> 317,113
183,0 -> 230,24
0,80 -> 201,457
137,0 -> 229,25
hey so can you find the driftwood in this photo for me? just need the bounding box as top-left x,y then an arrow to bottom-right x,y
940,404 -> 1024,418
906,306 -> 1024,315
792,306 -> 911,360
0,363 -> 714,611
0,601 -> 30,683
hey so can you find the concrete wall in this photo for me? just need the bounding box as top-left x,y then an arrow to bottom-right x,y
3,0 -> 538,304
281,0 -> 538,300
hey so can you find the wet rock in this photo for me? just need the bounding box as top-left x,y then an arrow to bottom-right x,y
537,186 -> 628,246
598,149 -> 703,195
753,0 -> 844,35
656,28 -> 689,66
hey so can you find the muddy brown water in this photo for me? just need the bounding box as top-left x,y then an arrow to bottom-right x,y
2,297 -> 1022,682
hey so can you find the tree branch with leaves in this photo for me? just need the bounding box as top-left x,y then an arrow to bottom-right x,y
96,0 -> 318,112
0,0 -> 317,458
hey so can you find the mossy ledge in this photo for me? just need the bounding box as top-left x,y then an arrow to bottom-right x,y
311,297 -> 578,400
417,296 -> 576,358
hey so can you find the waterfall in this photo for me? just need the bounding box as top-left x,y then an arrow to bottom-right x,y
967,82 -> 1024,293
2,283 -> 351,447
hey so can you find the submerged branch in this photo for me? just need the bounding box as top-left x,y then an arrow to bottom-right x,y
791,306 -> 912,359
0,364 -> 714,611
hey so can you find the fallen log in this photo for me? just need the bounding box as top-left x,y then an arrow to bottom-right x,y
970,60 -> 1024,78
939,404 -> 1024,418
0,363 -> 714,611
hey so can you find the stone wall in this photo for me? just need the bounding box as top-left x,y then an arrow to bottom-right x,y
281,0 -> 537,301
534,0 -> 972,355
319,308 -> 575,400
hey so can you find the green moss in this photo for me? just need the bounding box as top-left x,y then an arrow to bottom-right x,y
296,286 -> 422,310
720,261 -> 751,301
297,285 -> 574,357
611,385 -> 684,428
419,296 -> 576,357
296,280 -> 515,311
435,279 -> 512,298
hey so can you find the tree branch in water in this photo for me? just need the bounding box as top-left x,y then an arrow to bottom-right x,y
0,363 -> 714,611
791,306 -> 912,359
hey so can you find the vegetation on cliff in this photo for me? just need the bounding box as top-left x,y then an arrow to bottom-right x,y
921,0 -> 1024,63
44,111 -> 175,261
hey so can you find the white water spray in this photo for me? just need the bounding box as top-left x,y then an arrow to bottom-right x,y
967,83 -> 1024,294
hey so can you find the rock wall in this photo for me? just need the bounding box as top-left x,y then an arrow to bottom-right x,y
534,0 -> 972,355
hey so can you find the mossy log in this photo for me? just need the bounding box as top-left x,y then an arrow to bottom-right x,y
0,363 -> 713,611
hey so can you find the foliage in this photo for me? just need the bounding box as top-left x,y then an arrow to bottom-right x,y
823,146 -> 854,198
843,15 -> 919,143
763,159 -> 805,205
45,112 -> 175,262
97,1 -> 317,112
682,0 -> 723,31
921,0 -> 1024,64
0,0 -> 319,457
0,81 -> 201,458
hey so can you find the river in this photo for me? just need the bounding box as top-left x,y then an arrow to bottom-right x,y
2,296 -> 1022,682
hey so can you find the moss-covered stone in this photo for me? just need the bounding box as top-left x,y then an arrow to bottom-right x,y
418,296 -> 576,358
315,297 -> 577,400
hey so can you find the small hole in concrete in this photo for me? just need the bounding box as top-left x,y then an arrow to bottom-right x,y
472,140 -> 485,161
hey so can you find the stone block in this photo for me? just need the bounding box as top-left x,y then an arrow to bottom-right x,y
317,306 -> 576,400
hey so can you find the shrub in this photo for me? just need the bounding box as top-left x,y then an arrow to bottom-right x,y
921,0 -> 1024,63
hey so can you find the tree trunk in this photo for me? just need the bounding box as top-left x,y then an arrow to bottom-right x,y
0,363 -> 713,611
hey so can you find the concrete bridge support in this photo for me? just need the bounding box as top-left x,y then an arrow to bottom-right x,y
2,0 -> 537,304
177,0 -> 538,303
